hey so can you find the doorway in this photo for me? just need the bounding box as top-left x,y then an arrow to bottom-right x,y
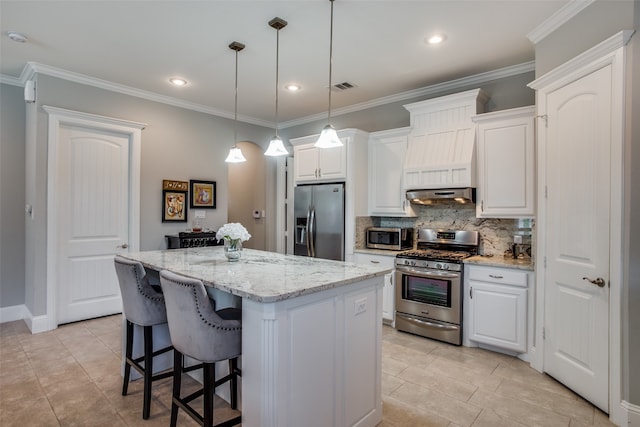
44,106 -> 143,329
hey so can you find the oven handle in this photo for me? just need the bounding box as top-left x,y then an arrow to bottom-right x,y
395,266 -> 460,279
396,312 -> 460,331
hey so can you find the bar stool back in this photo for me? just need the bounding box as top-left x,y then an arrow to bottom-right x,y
159,270 -> 242,427
114,256 -> 174,419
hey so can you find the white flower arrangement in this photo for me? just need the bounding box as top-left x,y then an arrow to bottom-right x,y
216,222 -> 251,244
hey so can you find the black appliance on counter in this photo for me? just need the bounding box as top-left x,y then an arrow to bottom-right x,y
394,228 -> 479,345
165,232 -> 222,249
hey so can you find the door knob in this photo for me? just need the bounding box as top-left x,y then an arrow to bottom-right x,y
582,276 -> 605,287
119,244 -> 129,249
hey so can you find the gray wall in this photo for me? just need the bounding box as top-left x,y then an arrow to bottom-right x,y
533,0 -> 638,407
5,74 -> 274,315
0,84 -> 26,308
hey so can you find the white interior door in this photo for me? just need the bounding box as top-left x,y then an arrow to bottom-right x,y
56,125 -> 131,324
543,64 -> 611,412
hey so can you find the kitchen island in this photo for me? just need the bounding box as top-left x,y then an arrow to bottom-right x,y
120,247 -> 390,427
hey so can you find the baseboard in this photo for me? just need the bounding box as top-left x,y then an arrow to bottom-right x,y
621,400 -> 640,427
0,304 -> 25,323
23,306 -> 54,334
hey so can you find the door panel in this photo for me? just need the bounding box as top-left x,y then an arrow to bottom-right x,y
57,125 -> 129,324
544,65 -> 611,412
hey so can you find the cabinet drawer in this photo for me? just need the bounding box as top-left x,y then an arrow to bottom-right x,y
468,266 -> 527,287
354,253 -> 395,269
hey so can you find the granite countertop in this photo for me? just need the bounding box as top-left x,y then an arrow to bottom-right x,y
464,255 -> 534,271
354,248 -> 407,256
121,247 -> 391,303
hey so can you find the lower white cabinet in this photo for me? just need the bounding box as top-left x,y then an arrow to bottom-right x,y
465,265 -> 528,353
354,252 -> 396,323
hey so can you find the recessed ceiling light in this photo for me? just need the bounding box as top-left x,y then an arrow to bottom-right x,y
426,34 -> 446,45
7,31 -> 28,43
169,77 -> 188,87
285,83 -> 301,92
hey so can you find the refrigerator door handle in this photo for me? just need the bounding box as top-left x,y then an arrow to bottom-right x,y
309,207 -> 316,257
305,208 -> 312,256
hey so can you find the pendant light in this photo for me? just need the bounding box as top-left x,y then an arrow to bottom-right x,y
264,17 -> 289,157
315,0 -> 342,149
225,41 -> 247,163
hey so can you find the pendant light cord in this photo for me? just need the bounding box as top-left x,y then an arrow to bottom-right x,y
234,48 -> 239,147
327,0 -> 334,124
275,28 -> 280,137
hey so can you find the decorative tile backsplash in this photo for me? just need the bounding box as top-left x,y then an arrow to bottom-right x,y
356,203 -> 534,257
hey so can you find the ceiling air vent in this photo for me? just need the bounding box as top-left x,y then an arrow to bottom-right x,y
333,82 -> 355,91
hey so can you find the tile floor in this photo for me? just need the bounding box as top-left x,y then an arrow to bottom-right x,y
0,315 -> 614,427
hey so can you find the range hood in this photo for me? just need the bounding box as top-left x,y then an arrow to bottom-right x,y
406,188 -> 476,205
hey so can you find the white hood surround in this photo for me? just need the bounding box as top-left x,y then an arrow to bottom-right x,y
403,89 -> 489,191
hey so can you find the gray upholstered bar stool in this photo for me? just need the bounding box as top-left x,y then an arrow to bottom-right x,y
159,270 -> 242,427
114,256 -> 174,419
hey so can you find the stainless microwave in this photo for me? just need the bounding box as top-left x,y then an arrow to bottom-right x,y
366,227 -> 413,250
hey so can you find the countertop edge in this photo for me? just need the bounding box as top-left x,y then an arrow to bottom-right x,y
464,256 -> 534,271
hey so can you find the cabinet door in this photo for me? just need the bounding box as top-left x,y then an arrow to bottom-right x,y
469,280 -> 527,353
354,253 -> 395,322
476,108 -> 535,218
294,144 -> 319,183
317,143 -> 347,181
368,130 -> 415,217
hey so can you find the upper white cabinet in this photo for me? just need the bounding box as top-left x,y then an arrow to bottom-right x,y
473,106 -> 535,218
293,140 -> 347,183
368,127 -> 416,217
403,89 -> 489,190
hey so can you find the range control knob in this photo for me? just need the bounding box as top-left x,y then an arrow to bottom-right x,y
435,263 -> 443,270
442,264 -> 450,270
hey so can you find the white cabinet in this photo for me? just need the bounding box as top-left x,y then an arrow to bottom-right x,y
473,106 -> 535,218
293,140 -> 347,183
368,127 -> 415,217
354,252 -> 395,324
465,265 -> 528,353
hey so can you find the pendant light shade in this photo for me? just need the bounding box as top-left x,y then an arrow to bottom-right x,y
225,41 -> 247,163
315,0 -> 342,149
265,17 -> 289,157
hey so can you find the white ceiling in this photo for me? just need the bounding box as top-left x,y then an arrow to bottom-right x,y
0,1 -> 570,127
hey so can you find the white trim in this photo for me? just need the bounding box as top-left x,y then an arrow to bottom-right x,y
528,30 -> 629,425
526,0 -> 595,44
621,400 -> 640,427
43,106 -> 144,332
23,305 -> 50,334
0,305 -> 25,323
2,60 -> 534,130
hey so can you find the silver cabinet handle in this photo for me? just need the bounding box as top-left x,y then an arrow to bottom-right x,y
370,260 -> 380,264
119,244 -> 129,249
489,274 -> 503,279
583,276 -> 606,288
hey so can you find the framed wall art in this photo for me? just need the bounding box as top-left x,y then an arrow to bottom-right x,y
190,180 -> 216,209
162,190 -> 187,222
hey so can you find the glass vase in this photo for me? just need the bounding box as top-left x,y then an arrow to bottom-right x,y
224,239 -> 242,262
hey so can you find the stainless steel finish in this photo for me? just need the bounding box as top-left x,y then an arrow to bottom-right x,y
366,227 -> 413,250
293,183 -> 345,261
416,229 -> 479,247
583,276 -> 606,287
395,312 -> 462,346
406,188 -> 475,205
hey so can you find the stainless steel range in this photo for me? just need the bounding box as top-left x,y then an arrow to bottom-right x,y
395,228 -> 479,345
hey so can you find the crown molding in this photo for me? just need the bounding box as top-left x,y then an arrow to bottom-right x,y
280,61 -> 535,128
3,60 -> 534,130
18,62 -> 273,128
527,0 -> 595,44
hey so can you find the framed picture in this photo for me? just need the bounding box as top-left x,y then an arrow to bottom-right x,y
190,180 -> 216,209
162,190 -> 187,222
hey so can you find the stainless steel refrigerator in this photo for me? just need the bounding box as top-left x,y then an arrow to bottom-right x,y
294,183 -> 345,261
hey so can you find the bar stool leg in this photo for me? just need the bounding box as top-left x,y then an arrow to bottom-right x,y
229,358 -> 238,410
203,363 -> 215,427
170,349 -> 182,427
122,320 -> 134,396
143,325 -> 153,419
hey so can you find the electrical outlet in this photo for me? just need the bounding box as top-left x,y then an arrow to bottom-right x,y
354,298 -> 367,315
514,235 -> 523,244
194,210 -> 206,219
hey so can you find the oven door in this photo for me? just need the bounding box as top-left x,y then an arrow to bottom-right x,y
394,265 -> 461,326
